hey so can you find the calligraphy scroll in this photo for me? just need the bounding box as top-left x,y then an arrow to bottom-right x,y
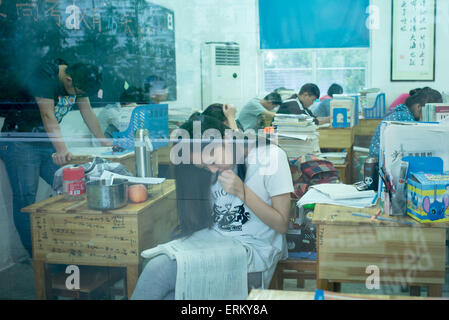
391,0 -> 436,81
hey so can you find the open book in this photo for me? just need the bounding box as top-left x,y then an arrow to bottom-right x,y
141,228 -> 248,300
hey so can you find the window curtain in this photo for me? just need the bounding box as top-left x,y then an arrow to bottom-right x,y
259,0 -> 370,49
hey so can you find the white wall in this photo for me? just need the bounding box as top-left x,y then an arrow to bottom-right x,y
370,0 -> 449,107
148,0 -> 261,115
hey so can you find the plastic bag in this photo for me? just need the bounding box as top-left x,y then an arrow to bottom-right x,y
52,157 -> 133,194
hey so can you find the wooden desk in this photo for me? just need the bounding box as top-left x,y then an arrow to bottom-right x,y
22,179 -> 178,300
318,127 -> 354,149
312,204 -> 448,297
355,119 -> 382,137
318,127 -> 355,184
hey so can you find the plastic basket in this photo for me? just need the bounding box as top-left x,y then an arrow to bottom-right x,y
363,93 -> 386,119
113,104 -> 169,151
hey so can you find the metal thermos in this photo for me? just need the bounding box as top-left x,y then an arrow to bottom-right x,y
135,129 -> 154,178
364,157 -> 379,191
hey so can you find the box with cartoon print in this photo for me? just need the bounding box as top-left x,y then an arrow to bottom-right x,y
407,173 -> 449,223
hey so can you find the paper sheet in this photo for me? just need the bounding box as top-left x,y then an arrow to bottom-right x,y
141,229 -> 248,300
99,170 -> 165,185
277,133 -> 313,141
297,188 -> 377,208
69,147 -> 133,158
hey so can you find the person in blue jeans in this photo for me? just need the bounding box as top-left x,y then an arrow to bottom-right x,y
0,58 -> 111,257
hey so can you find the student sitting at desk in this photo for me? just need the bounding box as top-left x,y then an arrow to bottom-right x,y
319,83 -> 343,102
388,87 -> 424,111
131,115 -> 293,299
368,87 -> 442,160
277,83 -> 325,125
189,103 -> 239,131
237,92 -> 282,132
310,83 -> 343,118
144,75 -> 168,104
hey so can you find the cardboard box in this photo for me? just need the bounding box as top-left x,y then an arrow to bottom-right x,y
407,173 -> 449,223
379,122 -> 449,215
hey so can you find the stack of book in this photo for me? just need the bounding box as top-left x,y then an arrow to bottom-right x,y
272,114 -> 320,159
319,151 -> 347,165
422,103 -> 449,122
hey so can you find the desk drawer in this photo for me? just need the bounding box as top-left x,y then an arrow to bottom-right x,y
31,213 -> 140,265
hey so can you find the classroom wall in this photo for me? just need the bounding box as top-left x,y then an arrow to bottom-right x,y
147,0 -> 262,115
158,0 -> 449,112
370,0 -> 449,107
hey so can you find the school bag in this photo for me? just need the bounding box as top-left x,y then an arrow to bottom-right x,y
290,154 -> 340,199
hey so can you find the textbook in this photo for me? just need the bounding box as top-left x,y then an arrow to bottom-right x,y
422,103 -> 449,122
274,114 -> 320,159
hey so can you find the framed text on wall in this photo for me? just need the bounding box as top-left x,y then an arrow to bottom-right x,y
391,0 -> 436,81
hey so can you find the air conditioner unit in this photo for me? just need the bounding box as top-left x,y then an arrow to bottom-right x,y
201,42 -> 243,110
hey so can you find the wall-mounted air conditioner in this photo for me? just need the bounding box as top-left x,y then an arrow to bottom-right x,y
201,42 -> 243,110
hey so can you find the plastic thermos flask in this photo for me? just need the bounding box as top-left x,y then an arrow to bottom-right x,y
364,157 -> 379,191
134,129 -> 154,178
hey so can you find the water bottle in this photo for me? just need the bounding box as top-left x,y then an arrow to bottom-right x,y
364,157 -> 379,191
134,129 -> 154,178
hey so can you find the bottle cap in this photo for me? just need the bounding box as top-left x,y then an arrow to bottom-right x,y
63,167 -> 85,181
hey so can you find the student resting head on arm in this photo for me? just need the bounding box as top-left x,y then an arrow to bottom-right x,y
131,115 -> 294,299
188,103 -> 239,131
237,92 -> 282,132
368,87 -> 442,160
388,87 -> 427,111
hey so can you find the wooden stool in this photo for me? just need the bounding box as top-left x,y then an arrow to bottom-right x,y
270,258 -> 316,290
49,266 -> 125,300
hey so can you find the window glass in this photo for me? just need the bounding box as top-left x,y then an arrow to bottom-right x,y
263,48 -> 369,94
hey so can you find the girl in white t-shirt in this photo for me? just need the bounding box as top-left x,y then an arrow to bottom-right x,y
131,115 -> 293,299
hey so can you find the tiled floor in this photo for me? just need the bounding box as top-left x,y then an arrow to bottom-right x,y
1,259 -> 448,299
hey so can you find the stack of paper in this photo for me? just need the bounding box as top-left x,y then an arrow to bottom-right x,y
319,151 -> 347,165
297,184 -> 377,208
273,114 -> 320,159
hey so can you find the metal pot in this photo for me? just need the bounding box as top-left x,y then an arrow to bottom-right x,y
86,179 -> 129,210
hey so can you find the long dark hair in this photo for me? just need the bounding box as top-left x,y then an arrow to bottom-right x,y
188,103 -> 226,123
405,87 -> 442,108
171,115 -> 272,239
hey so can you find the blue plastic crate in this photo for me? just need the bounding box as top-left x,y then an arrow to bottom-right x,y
113,104 -> 169,151
364,93 -> 386,119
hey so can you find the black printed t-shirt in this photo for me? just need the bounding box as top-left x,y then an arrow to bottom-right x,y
1,58 -> 71,135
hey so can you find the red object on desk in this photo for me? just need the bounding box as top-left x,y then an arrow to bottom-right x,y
264,126 -> 274,134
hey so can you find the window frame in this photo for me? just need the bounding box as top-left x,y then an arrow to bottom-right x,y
261,47 -> 372,94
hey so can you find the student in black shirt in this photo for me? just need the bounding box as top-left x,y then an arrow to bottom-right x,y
277,83 -> 322,125
0,58 -> 110,256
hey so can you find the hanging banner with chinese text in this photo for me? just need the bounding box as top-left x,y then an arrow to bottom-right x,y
391,0 -> 436,81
